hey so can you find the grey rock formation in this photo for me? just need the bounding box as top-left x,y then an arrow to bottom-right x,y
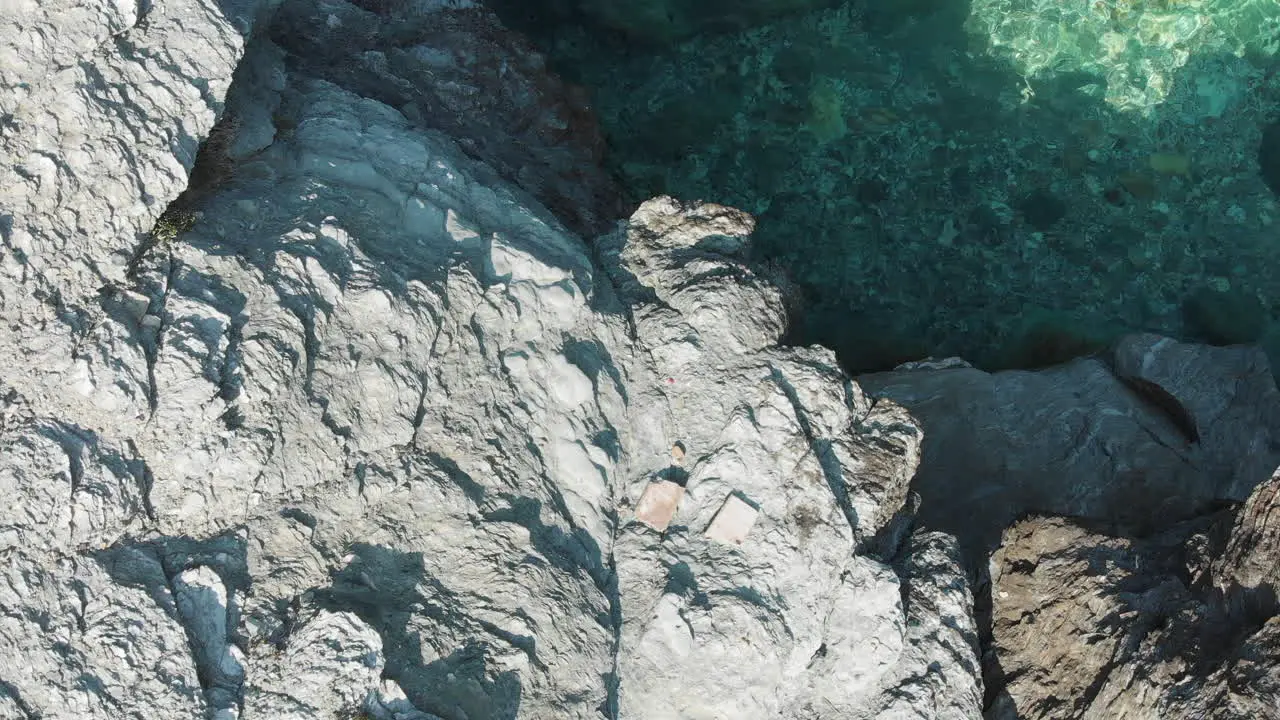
10,1 -> 1278,718
265,0 -> 624,236
244,608 -> 386,718
859,336 -> 1280,560
986,467 -> 1280,718
598,198 -> 978,718
880,530 -> 985,720
0,1 -> 981,718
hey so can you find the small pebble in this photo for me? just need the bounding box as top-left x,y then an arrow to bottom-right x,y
671,443 -> 685,465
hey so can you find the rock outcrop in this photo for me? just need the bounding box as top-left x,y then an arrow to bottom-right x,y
265,0 -> 624,237
859,337 -> 1280,560
986,468 -> 1280,718
6,2 -> 1280,719
599,198 -> 981,718
0,1 -> 980,718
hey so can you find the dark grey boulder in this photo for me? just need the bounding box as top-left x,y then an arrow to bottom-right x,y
858,334 -> 1280,561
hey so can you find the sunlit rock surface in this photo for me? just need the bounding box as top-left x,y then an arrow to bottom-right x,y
0,2 -> 980,717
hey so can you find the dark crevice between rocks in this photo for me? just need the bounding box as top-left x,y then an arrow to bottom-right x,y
126,110 -> 245,419
598,548 -> 622,720
1114,375 -> 1202,446
218,312 -> 247,408
407,378 -> 431,451
972,534 -> 1024,716
592,442 -> 623,720
422,452 -> 486,507
126,440 -> 157,524
861,490 -> 920,563
130,110 -> 244,283
1204,583 -> 1280,665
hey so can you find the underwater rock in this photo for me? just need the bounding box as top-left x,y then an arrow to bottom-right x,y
568,0 -> 842,44
1182,285 -> 1269,346
1017,188 -> 1068,230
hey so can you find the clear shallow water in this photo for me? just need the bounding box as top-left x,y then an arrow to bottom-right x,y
493,0 -> 1280,372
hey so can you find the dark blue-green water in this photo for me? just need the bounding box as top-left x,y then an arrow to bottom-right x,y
492,0 -> 1280,373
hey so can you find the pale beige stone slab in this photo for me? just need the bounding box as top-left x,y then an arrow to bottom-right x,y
635,480 -> 685,532
704,493 -> 759,545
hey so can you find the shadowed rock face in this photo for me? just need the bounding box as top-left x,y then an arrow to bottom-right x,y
858,336 -> 1280,563
985,468 -> 1280,719
266,0 -> 625,238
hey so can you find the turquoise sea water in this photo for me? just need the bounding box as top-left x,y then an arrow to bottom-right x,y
494,0 -> 1280,372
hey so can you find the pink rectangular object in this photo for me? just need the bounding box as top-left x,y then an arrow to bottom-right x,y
635,480 -> 685,532
704,494 -> 759,545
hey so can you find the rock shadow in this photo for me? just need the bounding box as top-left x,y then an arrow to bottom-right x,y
92,532 -> 251,712
978,505 -> 1280,716
311,543 -> 524,720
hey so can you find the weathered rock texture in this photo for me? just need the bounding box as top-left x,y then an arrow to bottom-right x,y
986,467 -> 1280,718
0,1 -> 981,718
267,0 -> 624,236
598,198 -> 981,718
859,337 -> 1280,559
8,2 -> 1280,719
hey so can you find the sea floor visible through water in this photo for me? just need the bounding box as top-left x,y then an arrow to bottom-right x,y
493,0 -> 1280,373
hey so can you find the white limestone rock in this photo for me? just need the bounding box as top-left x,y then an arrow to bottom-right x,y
0,550 -> 204,718
598,197 -> 971,718
244,609 -> 385,718
173,566 -> 244,716
0,3 -> 984,719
